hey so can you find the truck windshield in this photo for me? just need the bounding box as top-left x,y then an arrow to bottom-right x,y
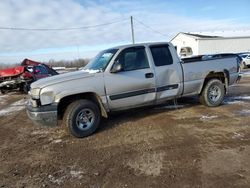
83,49 -> 118,72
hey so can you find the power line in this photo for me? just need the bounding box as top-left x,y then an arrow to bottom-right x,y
133,18 -> 168,38
0,18 -> 129,31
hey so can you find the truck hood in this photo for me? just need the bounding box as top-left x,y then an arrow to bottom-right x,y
31,70 -> 100,89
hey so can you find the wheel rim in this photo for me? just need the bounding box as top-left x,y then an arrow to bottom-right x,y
76,108 -> 95,131
208,85 -> 221,103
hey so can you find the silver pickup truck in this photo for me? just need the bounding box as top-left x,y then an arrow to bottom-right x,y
27,42 -> 240,138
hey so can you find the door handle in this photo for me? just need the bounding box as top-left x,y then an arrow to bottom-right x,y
145,73 -> 154,78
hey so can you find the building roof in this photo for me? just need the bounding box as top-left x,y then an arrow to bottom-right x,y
171,32 -> 250,41
170,32 -> 221,41
182,32 -> 221,39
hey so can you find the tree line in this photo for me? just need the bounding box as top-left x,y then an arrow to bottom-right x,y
46,58 -> 90,68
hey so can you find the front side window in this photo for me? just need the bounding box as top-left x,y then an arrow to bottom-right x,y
34,66 -> 48,74
150,45 -> 173,66
115,47 -> 149,71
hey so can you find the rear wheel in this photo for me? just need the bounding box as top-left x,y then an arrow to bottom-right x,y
63,99 -> 101,138
199,79 -> 225,107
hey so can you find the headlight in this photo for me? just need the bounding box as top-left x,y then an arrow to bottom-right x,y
40,91 -> 54,105
30,88 -> 41,99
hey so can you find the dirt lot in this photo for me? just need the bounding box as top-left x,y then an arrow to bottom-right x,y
0,73 -> 250,188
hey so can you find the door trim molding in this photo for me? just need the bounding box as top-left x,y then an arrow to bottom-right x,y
109,84 -> 179,101
156,84 -> 178,92
109,88 -> 155,100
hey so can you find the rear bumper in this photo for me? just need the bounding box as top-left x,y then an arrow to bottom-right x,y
26,103 -> 58,127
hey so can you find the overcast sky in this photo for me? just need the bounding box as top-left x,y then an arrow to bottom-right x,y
0,0 -> 250,64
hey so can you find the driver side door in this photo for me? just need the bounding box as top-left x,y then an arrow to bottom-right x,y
104,46 -> 156,111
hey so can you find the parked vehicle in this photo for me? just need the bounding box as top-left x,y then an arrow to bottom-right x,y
179,46 -> 193,57
27,42 -> 240,138
0,59 -> 58,94
238,53 -> 250,68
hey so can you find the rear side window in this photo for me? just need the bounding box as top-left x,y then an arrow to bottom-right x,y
150,45 -> 173,66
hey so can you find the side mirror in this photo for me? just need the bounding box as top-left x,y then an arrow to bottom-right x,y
111,61 -> 123,73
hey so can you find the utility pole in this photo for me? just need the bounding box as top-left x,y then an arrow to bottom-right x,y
130,16 -> 135,44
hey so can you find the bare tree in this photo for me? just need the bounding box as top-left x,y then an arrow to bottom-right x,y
46,58 -> 90,68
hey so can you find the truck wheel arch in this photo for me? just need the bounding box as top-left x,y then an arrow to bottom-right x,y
57,92 -> 108,120
199,79 -> 225,107
199,70 -> 229,95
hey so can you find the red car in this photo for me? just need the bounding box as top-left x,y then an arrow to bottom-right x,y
0,59 -> 58,94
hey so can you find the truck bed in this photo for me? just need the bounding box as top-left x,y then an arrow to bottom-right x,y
181,55 -> 239,96
181,53 -> 239,63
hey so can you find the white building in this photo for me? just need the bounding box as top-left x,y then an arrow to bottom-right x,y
171,32 -> 250,57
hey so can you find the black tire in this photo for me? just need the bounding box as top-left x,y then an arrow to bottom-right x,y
0,89 -> 6,95
199,79 -> 225,107
63,99 -> 101,138
22,83 -> 30,94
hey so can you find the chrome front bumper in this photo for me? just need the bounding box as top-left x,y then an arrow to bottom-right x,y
26,103 -> 58,127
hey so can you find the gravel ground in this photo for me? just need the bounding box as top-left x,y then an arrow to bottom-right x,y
0,73 -> 250,188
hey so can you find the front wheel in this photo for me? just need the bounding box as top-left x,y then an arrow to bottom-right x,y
199,79 -> 225,107
0,89 -> 6,95
63,100 -> 101,138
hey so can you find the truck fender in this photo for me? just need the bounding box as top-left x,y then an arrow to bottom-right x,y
57,92 -> 108,120
199,71 -> 229,94
94,94 -> 108,118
